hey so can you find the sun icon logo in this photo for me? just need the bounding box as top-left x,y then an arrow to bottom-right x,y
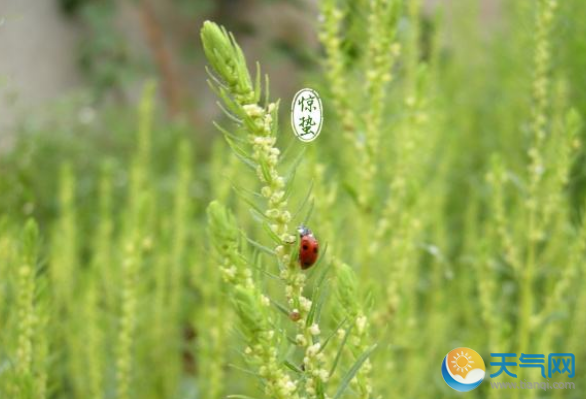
452,350 -> 475,373
441,347 -> 486,392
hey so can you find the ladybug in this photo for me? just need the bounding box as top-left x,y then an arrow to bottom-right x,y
298,226 -> 319,269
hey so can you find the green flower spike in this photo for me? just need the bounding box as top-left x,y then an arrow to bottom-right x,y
201,21 -> 255,104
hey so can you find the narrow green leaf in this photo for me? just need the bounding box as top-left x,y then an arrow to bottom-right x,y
228,364 -> 261,378
254,62 -> 261,104
329,323 -> 354,377
283,360 -> 303,374
229,179 -> 263,198
217,101 -> 243,124
319,318 -> 348,353
250,264 -> 280,281
279,132 -> 298,162
259,159 -> 273,183
230,150 -> 256,170
218,84 -> 246,117
233,185 -> 266,219
249,208 -> 270,224
306,255 -> 331,326
314,285 -> 330,326
283,166 -> 298,200
271,99 -> 280,136
225,137 -> 256,169
262,222 -> 284,245
264,73 -> 270,107
205,66 -> 228,90
245,236 -> 276,256
333,344 -> 378,399
284,146 -> 307,180
206,78 -> 242,117
316,380 -> 326,399
301,199 -> 315,226
270,298 -> 290,317
291,179 -> 314,215
213,121 -> 245,143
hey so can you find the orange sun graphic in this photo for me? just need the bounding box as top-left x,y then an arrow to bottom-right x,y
448,348 -> 485,378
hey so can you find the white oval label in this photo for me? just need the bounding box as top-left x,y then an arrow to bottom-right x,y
291,88 -> 323,142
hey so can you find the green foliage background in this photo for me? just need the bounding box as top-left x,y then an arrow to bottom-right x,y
1,1 -> 586,398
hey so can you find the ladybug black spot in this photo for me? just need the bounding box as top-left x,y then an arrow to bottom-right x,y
302,245 -> 308,250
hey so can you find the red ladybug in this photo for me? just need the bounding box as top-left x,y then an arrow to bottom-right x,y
298,226 -> 319,269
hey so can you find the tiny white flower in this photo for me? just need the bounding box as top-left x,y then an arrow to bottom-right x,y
283,380 -> 296,394
299,297 -> 312,312
282,234 -> 295,244
265,209 -> 280,218
309,323 -> 321,336
296,334 -> 307,346
297,318 -> 307,329
307,343 -> 321,357
270,191 -> 284,203
261,186 -> 272,198
243,104 -> 263,117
